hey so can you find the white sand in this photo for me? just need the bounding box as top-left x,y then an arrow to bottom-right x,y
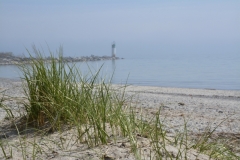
122,85 -> 240,134
1,79 -> 240,159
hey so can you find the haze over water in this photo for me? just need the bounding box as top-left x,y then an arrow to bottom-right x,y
0,1 -> 239,90
1,52 -> 239,90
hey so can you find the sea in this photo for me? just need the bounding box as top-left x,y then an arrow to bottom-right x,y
0,52 -> 239,90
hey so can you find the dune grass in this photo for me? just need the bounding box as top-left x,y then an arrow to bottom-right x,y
0,46 -> 239,159
18,46 -> 132,144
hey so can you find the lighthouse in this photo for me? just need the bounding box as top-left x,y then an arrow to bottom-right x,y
112,42 -> 116,58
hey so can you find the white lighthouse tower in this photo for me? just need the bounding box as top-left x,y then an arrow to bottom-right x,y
112,42 -> 116,58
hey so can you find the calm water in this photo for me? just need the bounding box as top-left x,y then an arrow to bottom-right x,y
0,53 -> 239,90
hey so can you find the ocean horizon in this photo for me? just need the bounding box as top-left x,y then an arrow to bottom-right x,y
0,52 -> 239,90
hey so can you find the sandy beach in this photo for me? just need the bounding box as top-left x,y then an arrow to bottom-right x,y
123,85 -> 240,134
0,78 -> 240,159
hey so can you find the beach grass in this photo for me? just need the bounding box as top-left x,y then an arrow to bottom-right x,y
0,46 -> 239,159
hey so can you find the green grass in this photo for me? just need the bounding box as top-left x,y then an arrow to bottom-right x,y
18,46 -> 132,144
0,46 -> 239,159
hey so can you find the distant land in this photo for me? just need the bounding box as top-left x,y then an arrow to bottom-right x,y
0,52 -> 122,65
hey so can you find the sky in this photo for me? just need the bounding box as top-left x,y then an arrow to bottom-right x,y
0,0 -> 240,58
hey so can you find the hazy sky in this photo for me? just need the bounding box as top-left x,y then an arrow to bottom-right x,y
0,0 -> 239,58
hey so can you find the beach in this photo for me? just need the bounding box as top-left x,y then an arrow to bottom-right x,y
0,78 -> 240,159
123,85 -> 240,134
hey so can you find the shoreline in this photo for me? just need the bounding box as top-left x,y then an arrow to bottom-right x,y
123,84 -> 240,98
1,77 -> 239,91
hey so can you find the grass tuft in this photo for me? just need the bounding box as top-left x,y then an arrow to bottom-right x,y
18,46 -> 132,146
